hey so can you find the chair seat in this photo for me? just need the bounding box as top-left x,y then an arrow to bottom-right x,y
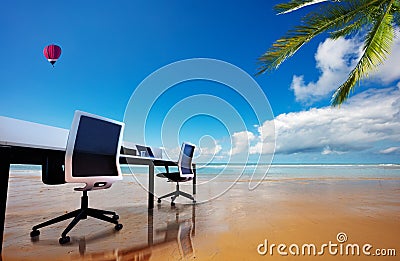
157,172 -> 193,182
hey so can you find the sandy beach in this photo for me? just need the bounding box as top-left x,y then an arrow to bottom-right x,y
3,169 -> 400,260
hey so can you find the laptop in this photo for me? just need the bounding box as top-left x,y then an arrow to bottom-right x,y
136,145 -> 154,158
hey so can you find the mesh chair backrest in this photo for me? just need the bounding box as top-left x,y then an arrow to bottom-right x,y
178,143 -> 195,178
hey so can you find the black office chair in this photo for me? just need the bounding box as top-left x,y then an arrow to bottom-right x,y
156,142 -> 196,206
30,111 -> 124,244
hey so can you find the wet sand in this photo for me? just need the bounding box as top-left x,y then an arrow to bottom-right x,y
3,172 -> 400,260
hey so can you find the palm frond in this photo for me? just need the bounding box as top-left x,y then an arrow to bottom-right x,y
329,4 -> 376,39
331,0 -> 395,106
275,0 -> 331,14
329,19 -> 364,39
392,0 -> 400,26
257,0 -> 381,75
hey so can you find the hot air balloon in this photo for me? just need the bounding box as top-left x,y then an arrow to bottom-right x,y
43,44 -> 62,67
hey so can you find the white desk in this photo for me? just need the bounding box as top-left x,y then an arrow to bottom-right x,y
0,116 -> 196,255
0,116 -> 69,150
119,155 -> 197,208
0,116 -> 70,256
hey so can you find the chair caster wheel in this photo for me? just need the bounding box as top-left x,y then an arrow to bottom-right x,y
112,214 -> 119,220
157,199 -> 161,204
115,223 -> 123,231
171,202 -> 175,206
30,230 -> 40,237
59,236 -> 70,244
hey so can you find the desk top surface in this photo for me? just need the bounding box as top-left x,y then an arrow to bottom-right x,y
0,116 -> 69,151
0,116 -> 176,163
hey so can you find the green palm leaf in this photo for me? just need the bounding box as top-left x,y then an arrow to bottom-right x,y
329,7 -> 372,39
392,0 -> 400,26
332,0 -> 396,105
257,0 -> 380,75
258,0 -> 398,105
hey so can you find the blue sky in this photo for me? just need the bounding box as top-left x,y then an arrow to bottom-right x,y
1,0 -> 400,163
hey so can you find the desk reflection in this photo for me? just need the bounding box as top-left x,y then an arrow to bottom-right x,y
75,204 -> 196,260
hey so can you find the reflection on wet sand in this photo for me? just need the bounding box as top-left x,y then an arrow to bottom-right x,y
4,172 -> 400,261
4,173 -> 200,261
72,204 -> 196,261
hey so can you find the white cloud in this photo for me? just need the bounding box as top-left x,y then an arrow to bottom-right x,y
251,87 -> 400,155
164,138 -> 224,163
199,143 -> 222,156
291,35 -> 400,103
163,146 -> 181,159
379,147 -> 400,154
291,37 -> 361,103
229,131 -> 255,155
321,146 -> 346,155
370,36 -> 400,84
195,141 -> 224,163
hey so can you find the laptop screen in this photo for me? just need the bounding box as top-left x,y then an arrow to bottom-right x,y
136,145 -> 154,158
146,147 -> 155,157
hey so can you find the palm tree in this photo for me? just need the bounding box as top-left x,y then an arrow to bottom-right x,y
257,0 -> 400,106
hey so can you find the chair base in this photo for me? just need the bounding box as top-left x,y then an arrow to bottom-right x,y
30,191 -> 122,244
158,183 -> 195,206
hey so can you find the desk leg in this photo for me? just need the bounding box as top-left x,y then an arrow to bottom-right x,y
147,209 -> 153,246
193,163 -> 196,195
192,204 -> 196,237
0,148 -> 11,256
148,163 -> 154,209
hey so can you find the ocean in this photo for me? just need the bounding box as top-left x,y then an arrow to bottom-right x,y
10,163 -> 400,180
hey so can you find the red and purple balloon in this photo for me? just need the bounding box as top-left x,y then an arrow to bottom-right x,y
43,44 -> 62,67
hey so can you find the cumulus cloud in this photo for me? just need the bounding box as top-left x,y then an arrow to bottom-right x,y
231,87 -> 400,156
370,36 -> 400,84
291,37 -> 361,103
195,141 -> 224,163
321,145 -> 346,155
291,35 -> 400,103
229,131 -> 255,155
200,143 -> 222,155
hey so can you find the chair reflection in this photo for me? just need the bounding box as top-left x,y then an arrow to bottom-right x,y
76,204 -> 196,260
155,205 -> 195,259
